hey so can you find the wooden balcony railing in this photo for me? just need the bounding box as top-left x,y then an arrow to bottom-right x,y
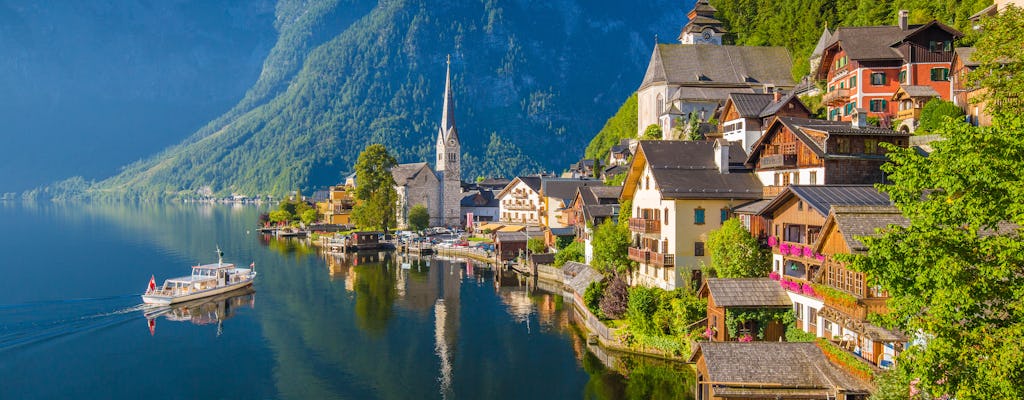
628,218 -> 661,234
628,247 -> 675,267
823,88 -> 851,106
504,202 -> 536,211
763,185 -> 786,197
897,108 -> 920,121
760,154 -> 798,169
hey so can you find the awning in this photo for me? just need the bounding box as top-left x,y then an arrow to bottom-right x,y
479,223 -> 504,231
498,225 -> 526,232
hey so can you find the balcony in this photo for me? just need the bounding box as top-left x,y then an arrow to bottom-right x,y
896,108 -> 920,122
759,153 -> 798,169
628,218 -> 661,234
504,202 -> 536,211
823,88 -> 851,106
510,191 -> 530,199
629,247 -> 675,267
763,185 -> 786,198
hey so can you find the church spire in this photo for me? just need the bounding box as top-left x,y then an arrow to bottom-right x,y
439,54 -> 458,143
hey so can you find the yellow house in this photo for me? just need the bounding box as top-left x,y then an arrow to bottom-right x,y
620,140 -> 762,290
317,185 -> 356,225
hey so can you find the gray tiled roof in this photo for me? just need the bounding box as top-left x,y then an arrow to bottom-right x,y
732,199 -> 772,215
566,263 -> 603,295
729,93 -> 774,117
811,27 -> 833,58
530,253 -> 555,265
826,25 -> 911,61
705,278 -> 791,307
758,92 -> 808,118
786,185 -> 891,216
561,261 -> 588,278
542,179 -> 602,203
899,85 -> 941,98
828,205 -> 908,253
460,189 -> 499,208
954,46 -> 979,67
637,140 -> 762,200
391,162 -> 435,184
519,176 -> 542,192
640,44 -> 794,91
691,342 -> 872,395
747,116 -> 908,165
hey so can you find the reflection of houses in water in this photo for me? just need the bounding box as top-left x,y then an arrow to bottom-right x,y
145,287 -> 255,336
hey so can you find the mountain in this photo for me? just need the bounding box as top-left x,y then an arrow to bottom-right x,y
0,1 -> 278,193
65,0 -> 691,199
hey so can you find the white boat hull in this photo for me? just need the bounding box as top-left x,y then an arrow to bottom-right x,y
142,277 -> 255,305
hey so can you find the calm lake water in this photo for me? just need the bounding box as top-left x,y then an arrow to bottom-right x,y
0,202 -> 693,399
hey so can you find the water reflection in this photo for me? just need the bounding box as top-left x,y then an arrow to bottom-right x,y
143,287 -> 256,336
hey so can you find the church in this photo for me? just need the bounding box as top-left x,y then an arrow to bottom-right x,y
393,57 -> 463,228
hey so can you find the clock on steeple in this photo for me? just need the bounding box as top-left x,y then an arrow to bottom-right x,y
678,0 -> 724,45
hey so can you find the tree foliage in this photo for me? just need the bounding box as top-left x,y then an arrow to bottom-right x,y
584,280 -> 607,318
584,93 -> 637,161
351,144 -> 398,231
591,219 -> 634,275
554,240 -> 584,267
642,124 -> 662,140
706,218 -> 769,278
916,98 -> 965,134
850,9 -> 1024,398
599,276 -> 629,320
527,237 -> 546,254
408,204 -> 430,232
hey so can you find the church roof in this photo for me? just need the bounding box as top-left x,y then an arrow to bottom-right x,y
391,162 -> 435,185
640,44 -> 794,91
811,27 -> 833,58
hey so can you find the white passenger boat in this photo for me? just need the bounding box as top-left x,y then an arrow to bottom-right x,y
142,248 -> 257,305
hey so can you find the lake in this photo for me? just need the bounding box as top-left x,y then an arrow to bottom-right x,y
0,202 -> 693,399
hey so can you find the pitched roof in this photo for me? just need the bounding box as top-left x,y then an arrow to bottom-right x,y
732,199 -> 773,215
898,84 -> 941,98
704,278 -> 791,307
729,93 -> 775,117
640,44 -> 794,91
566,263 -> 603,295
811,27 -> 833,58
460,189 -> 499,208
391,162 -> 435,184
519,176 -> 542,192
541,179 -> 602,203
759,92 -> 809,118
826,25 -> 911,61
760,185 -> 891,217
628,140 -> 762,200
954,46 -> 980,67
746,116 -> 909,165
690,342 -> 872,395
826,205 -> 908,253
529,253 -> 555,265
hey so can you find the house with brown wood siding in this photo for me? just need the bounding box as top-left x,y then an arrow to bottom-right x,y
698,278 -> 791,342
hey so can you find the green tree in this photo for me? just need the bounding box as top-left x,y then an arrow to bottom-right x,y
591,219 -> 634,275
642,124 -> 662,140
916,98 -> 965,134
584,93 -> 638,161
554,240 -> 584,266
269,209 -> 292,224
300,208 -> 318,224
850,10 -> 1024,398
408,204 -> 430,232
527,237 -> 546,254
706,218 -> 769,278
555,235 -> 574,250
351,144 -> 398,232
583,280 -> 607,318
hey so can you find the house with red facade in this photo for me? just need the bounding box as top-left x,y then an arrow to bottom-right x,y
814,10 -> 963,127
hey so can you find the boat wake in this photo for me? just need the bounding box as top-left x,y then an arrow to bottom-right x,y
0,295 -> 147,352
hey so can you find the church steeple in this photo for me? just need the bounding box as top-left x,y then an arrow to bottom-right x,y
439,54 -> 458,143
679,0 -> 725,45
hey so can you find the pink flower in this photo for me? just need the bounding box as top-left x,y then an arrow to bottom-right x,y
767,236 -> 778,247
792,246 -> 804,257
909,378 -> 921,397
802,283 -> 816,296
803,246 -> 814,257
815,253 -> 826,262
779,243 -> 790,254
769,271 -> 780,281
703,328 -> 715,339
738,334 -> 753,342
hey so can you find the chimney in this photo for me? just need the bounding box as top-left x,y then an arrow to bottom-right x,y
773,90 -> 781,102
898,10 -> 909,31
852,108 -> 868,129
714,138 -> 730,174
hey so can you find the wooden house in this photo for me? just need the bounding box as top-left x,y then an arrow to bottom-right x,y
699,278 -> 791,342
811,205 -> 908,368
890,85 -> 941,133
718,91 -> 812,152
746,116 -> 910,197
691,342 -> 872,400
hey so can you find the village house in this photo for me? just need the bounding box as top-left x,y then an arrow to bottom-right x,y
691,342 -> 872,400
810,205 -> 908,369
890,85 -> 941,133
699,278 -> 792,342
717,91 -> 812,152
637,0 -> 794,138
316,184 -> 356,225
565,185 -> 621,264
746,115 -> 910,198
460,188 -> 499,225
496,176 -> 543,227
539,178 -> 601,230
620,140 -> 762,290
607,139 -> 634,167
815,11 -> 963,128
949,47 -> 989,127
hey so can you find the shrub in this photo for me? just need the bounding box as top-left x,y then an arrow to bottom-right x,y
584,280 -> 607,318
599,276 -> 629,319
627,286 -> 661,334
917,98 -> 965,134
554,241 -> 584,267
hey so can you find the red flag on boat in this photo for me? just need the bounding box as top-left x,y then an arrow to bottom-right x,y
148,275 -> 156,292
